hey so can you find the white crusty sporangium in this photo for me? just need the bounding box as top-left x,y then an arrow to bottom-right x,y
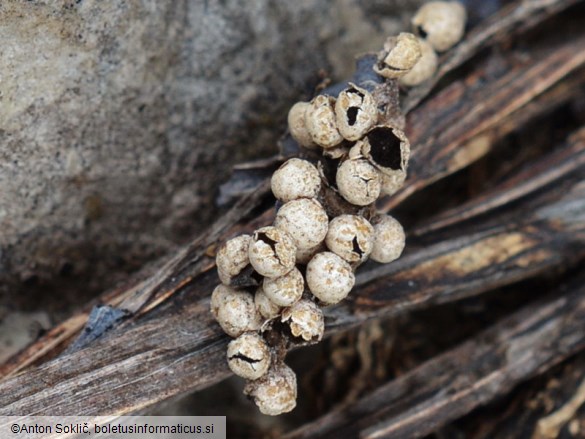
274,198 -> 329,250
400,37 -> 438,87
211,285 -> 261,338
305,95 -> 343,148
360,125 -> 410,176
216,234 -> 251,285
227,332 -> 272,380
370,214 -> 406,263
254,286 -> 282,320
374,32 -> 422,79
248,226 -> 296,278
334,83 -> 378,141
271,158 -> 321,203
262,266 -> 304,307
412,1 -> 467,52
359,125 -> 410,197
281,299 -> 324,342
325,214 -> 374,264
380,171 -> 407,197
306,251 -> 355,305
287,102 -> 317,149
244,363 -> 298,416
336,158 -> 381,206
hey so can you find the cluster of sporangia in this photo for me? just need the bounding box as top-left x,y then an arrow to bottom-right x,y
211,1 -> 466,416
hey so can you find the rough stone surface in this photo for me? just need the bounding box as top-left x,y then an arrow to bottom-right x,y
0,0 -> 420,315
0,308 -> 51,363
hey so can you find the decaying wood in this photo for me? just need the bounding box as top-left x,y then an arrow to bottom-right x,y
284,274 -> 585,439
0,0 -> 584,434
382,19 -> 585,210
458,353 -> 585,438
0,181 -> 271,378
0,125 -> 582,416
402,0 -> 582,111
329,130 -> 585,330
3,0 -> 584,383
535,376 -> 585,439
412,128 -> 585,236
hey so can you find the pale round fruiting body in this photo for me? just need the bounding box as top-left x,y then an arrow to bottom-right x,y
380,170 -> 407,196
360,125 -> 410,177
336,159 -> 381,206
288,102 -> 317,149
216,235 -> 251,285
244,363 -> 297,416
374,32 -> 422,79
227,333 -> 271,380
255,287 -> 282,319
249,226 -> 296,278
274,198 -> 329,250
262,267 -> 304,307
305,95 -> 343,148
210,283 -> 233,319
211,285 -> 261,337
335,84 -> 378,141
271,159 -> 321,203
400,38 -> 438,87
325,215 -> 374,263
370,215 -> 406,263
412,1 -> 467,52
281,299 -> 324,342
306,252 -> 355,305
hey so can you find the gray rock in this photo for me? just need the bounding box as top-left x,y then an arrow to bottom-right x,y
0,0 -> 419,310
